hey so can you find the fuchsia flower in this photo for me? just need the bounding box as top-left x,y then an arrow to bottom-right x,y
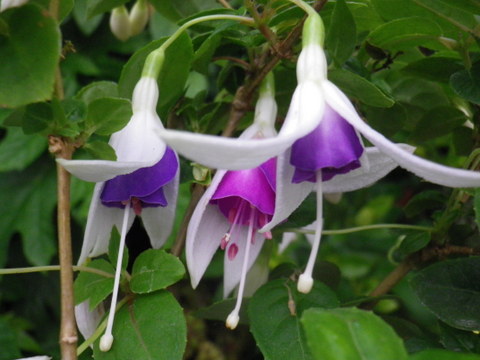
58,76 -> 179,350
186,78 -> 279,329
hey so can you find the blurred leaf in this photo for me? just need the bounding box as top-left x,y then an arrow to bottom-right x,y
475,188 -> 480,231
73,0 -> 103,35
410,257 -> 480,331
119,32 -> 193,118
365,103 -> 407,137
393,232 -> 431,261
329,69 -> 395,107
192,32 -> 222,74
93,291 -> 186,360
302,308 -> 408,360
411,106 -> 466,142
438,321 -> 480,353
0,158 -> 57,266
76,81 -> 119,105
195,298 -> 250,324
249,279 -> 339,360
86,0 -> 128,18
83,140 -> 117,160
404,190 -> 447,217
74,259 -> 115,309
450,63 -> 480,105
0,127 -> 46,172
325,0 -> 356,65
85,97 -> 132,136
410,349 -> 480,360
403,57 -> 463,83
0,4 -> 60,107
368,17 -> 442,51
452,127 -> 474,157
130,249 -> 185,294
412,0 -> 478,32
0,317 -> 21,360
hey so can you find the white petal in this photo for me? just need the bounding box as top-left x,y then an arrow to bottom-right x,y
324,81 -> 480,188
57,158 -> 156,182
75,301 -> 105,341
186,170 -> 230,288
157,128 -> 296,170
260,150 -> 314,232
78,183 -> 134,264
141,166 -> 179,249
223,231 -> 265,298
323,145 -> 414,193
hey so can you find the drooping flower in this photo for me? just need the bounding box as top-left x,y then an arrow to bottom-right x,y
58,76 -> 179,350
158,10 -> 480,294
186,77 -> 279,329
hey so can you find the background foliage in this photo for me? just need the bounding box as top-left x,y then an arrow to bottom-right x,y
1,0 -> 480,359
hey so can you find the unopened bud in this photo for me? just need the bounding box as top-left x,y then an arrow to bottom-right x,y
129,0 -> 150,37
192,163 -> 210,183
110,6 -> 131,42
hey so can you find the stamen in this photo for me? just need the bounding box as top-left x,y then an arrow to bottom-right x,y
99,201 -> 131,352
226,207 -> 256,330
297,171 -> 323,294
227,243 -> 239,260
220,233 -> 230,250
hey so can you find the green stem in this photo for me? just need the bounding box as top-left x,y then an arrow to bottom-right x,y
76,296 -> 130,356
284,223 -> 433,236
288,0 -> 317,16
0,265 -> 114,278
142,14 -> 255,79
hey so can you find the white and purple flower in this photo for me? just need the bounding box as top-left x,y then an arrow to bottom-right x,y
186,77 -> 279,329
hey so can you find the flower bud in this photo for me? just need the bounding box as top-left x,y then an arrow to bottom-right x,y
109,6 -> 131,42
129,0 -> 150,37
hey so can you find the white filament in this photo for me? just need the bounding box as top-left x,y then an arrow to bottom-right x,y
100,202 -> 130,351
226,208 -> 255,329
297,171 -> 323,294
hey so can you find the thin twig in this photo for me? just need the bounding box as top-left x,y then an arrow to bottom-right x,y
218,0 -> 233,9
0,265 -> 114,278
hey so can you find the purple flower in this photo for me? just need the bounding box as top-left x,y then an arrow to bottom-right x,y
186,81 -> 279,329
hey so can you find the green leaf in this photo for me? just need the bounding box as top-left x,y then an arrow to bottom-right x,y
302,308 -> 408,360
410,349 -> 480,360
86,0 -> 128,18
76,81 -> 119,105
450,63 -> 480,105
0,158 -> 57,266
402,57 -> 463,83
84,141 -> 117,160
368,17 -> 442,51
195,298 -> 250,324
119,32 -> 194,118
0,4 -> 60,107
74,259 -> 115,309
325,0 -> 356,65
249,279 -> 339,360
329,69 -> 395,108
0,317 -> 21,360
0,127 -> 46,172
73,0 -> 103,35
410,106 -> 467,142
397,232 -> 431,256
475,188 -> 480,231
130,249 -> 185,294
412,0 -> 478,32
404,190 -> 447,217
410,257 -> 480,331
85,97 -> 132,136
93,291 -> 186,360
